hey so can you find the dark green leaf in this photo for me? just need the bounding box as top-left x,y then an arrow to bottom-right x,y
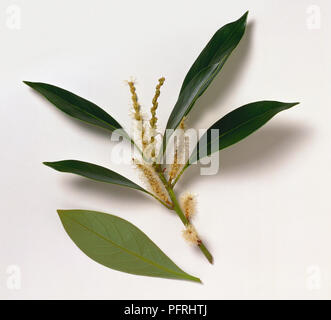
166,11 -> 248,131
24,81 -> 129,139
44,160 -> 147,193
189,101 -> 299,164
58,209 -> 201,282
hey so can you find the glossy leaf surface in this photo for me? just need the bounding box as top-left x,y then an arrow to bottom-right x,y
166,12 -> 248,131
44,160 -> 147,193
189,101 -> 299,164
24,81 -> 129,138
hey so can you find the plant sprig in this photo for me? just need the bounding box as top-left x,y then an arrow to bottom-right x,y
24,11 -> 299,282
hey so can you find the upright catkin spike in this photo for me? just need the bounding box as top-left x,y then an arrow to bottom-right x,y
150,77 -> 165,129
180,192 -> 196,220
149,77 -> 165,158
127,80 -> 142,121
134,159 -> 171,205
182,224 -> 199,245
127,80 -> 147,151
169,149 -> 180,181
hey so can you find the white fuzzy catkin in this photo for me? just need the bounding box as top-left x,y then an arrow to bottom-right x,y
168,118 -> 186,181
133,159 -> 170,205
182,224 -> 199,245
180,192 -> 196,220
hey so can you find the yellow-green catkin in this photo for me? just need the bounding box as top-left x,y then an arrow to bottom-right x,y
179,116 -> 186,130
169,117 -> 186,181
134,159 -> 170,205
182,224 -> 199,245
127,80 -> 147,151
128,80 -> 141,121
180,192 -> 196,220
149,77 -> 165,158
169,149 -> 180,182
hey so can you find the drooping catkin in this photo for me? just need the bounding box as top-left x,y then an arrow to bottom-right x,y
180,192 -> 196,220
149,77 -> 165,158
182,224 -> 199,245
134,160 -> 170,205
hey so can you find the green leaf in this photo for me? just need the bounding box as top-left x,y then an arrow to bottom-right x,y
166,11 -> 248,131
24,81 -> 130,139
189,101 -> 299,164
58,209 -> 201,282
43,160 -> 147,193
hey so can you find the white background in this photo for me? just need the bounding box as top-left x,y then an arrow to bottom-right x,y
1,0 -> 330,299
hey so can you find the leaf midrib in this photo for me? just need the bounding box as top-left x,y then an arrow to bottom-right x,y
192,107 -> 281,162
51,92 -> 119,132
181,16 -> 243,96
27,81 -> 120,132
175,21 -> 243,129
64,214 -> 190,279
46,161 -> 147,193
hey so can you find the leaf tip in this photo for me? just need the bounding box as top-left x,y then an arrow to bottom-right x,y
191,276 -> 203,284
23,81 -> 33,87
241,11 -> 249,22
288,102 -> 300,108
43,161 -> 52,167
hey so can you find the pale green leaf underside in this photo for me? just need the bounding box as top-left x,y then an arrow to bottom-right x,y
58,209 -> 201,282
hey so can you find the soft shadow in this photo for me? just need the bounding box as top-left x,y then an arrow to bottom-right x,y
62,114 -> 111,140
177,123 -> 310,189
187,22 -> 255,128
67,177 -> 149,207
